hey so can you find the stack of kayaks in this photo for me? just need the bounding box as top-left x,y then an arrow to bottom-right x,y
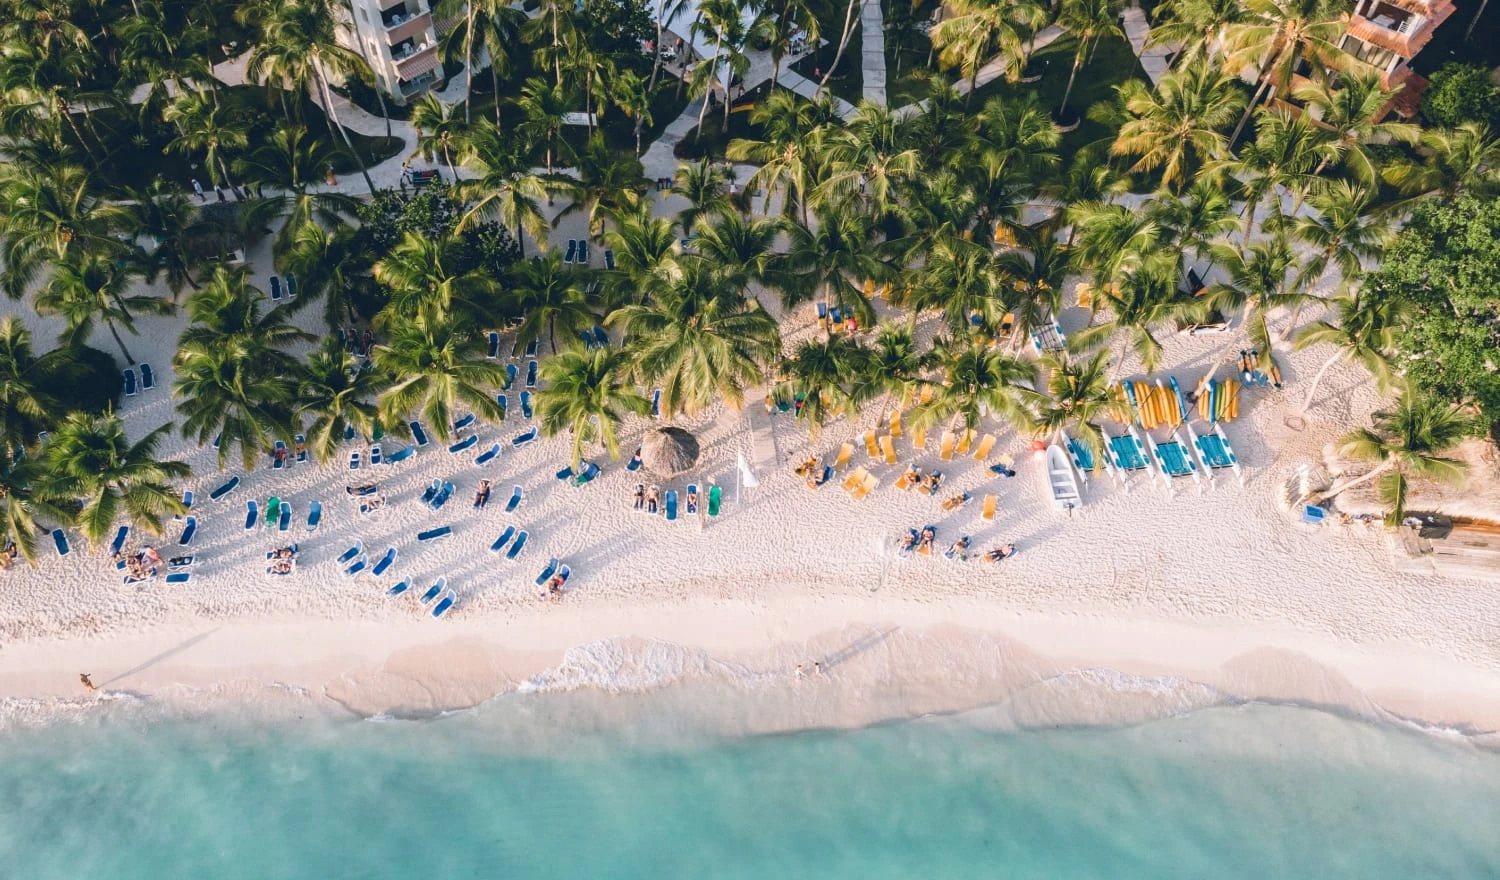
1116,380 -> 1181,430
1194,376 -> 1241,423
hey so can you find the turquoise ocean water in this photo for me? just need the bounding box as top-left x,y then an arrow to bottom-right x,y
1,695 -> 1497,879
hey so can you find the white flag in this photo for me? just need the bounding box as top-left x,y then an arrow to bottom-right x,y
737,452 -> 759,488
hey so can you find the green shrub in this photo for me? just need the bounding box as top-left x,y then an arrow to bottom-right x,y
1420,63 -> 1499,128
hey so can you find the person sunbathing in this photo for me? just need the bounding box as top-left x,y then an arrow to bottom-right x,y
686,489 -> 699,513
941,492 -> 971,512
633,484 -> 646,511
917,527 -> 936,552
947,536 -> 970,560
983,543 -> 1016,564
143,546 -> 163,566
474,480 -> 492,509
646,486 -> 660,515
897,530 -> 918,554
347,483 -> 379,496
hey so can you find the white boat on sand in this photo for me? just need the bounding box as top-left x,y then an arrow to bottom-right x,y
1045,444 -> 1082,513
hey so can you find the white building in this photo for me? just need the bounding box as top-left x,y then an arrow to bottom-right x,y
342,0 -> 445,104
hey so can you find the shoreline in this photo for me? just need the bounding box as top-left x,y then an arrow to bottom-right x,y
5,594 -> 1499,742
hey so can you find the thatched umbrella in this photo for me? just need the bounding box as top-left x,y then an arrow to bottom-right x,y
640,426 -> 700,478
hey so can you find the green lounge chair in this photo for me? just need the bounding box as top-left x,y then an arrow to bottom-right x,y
707,484 -> 722,517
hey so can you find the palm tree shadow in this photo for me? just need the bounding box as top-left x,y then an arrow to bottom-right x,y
101,628 -> 220,687
818,626 -> 899,671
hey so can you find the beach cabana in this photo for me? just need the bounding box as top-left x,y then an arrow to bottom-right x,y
641,427 -> 700,479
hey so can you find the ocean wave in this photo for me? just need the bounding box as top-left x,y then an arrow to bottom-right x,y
517,638 -> 765,694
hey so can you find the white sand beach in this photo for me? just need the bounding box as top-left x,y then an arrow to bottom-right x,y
3,223 -> 1499,738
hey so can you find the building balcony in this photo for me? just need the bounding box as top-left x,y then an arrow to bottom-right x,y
384,10 -> 432,45
1344,0 -> 1454,59
393,44 -> 441,80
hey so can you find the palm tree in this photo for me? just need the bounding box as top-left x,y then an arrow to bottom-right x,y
1326,394 -> 1471,524
995,222 -> 1073,351
1382,122 -> 1500,202
536,347 -> 651,470
847,323 -> 936,425
0,449 -> 71,566
1056,0 -> 1126,119
1110,65 -> 1246,194
35,253 -> 174,363
776,208 -> 886,326
296,338 -> 385,463
232,124 -> 361,258
671,159 -> 734,235
1221,0 -> 1346,146
372,318 -> 506,441
1289,181 -> 1390,306
515,76 -> 571,177
164,89 -> 248,199
557,135 -> 650,240
121,180 -> 201,297
454,119 -> 550,256
816,102 -> 925,219
373,233 -> 496,327
907,238 -> 1011,336
1148,180 -> 1238,285
0,163 -> 128,298
764,0 -> 821,89
929,0 -> 1048,98
0,317 -> 55,457
281,220 -> 368,329
601,203 -> 680,285
1202,230 -> 1307,374
1032,349 -> 1119,458
38,413 -> 188,545
408,93 -> 466,180
915,337 -> 1037,432
774,334 -> 873,435
606,67 -> 658,156
1227,107 -> 1323,242
435,0 -> 526,123
973,92 -> 1063,193
608,262 -> 781,415
728,90 -> 840,221
1149,0 -> 1246,70
510,251 -> 597,354
689,0 -> 745,133
1294,290 -> 1406,416
693,211 -> 781,299
1072,267 -> 1185,374
1291,69 -> 1421,185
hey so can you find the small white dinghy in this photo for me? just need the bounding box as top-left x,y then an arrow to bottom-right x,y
1045,444 -> 1083,513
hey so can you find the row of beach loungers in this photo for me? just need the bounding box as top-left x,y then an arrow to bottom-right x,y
120,363 -> 156,397
632,483 -> 721,519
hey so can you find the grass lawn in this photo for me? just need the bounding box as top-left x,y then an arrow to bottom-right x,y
790,15 -> 864,106
968,32 -> 1147,154
672,90 -> 781,160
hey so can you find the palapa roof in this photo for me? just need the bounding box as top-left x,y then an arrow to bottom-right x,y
640,426 -> 700,478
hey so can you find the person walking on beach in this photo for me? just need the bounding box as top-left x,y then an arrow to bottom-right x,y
80,673 -> 96,691
191,178 -> 204,201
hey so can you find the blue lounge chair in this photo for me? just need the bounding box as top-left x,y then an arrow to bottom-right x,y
388,577 -> 413,597
166,572 -> 190,584
348,452 -> 361,469
431,481 -> 455,510
573,462 -> 600,487
579,329 -> 597,349
626,447 -> 643,471
592,327 -> 609,348
420,577 -> 447,605
448,435 -> 478,454
243,500 -> 257,530
419,479 -> 440,505
504,363 -> 518,390
418,526 -> 452,542
604,249 -> 616,270
665,489 -> 678,521
178,516 -> 198,546
286,273 -> 298,298
140,363 -> 155,390
109,525 -> 130,557
345,555 -> 367,576
564,239 -> 577,263
336,541 -> 363,565
278,502 -> 292,531
386,444 -> 416,464
651,389 -> 661,418
273,440 -> 287,469
368,445 -> 382,466
409,421 -> 430,447
213,433 -> 222,449
432,592 -> 457,618
487,331 -> 500,359
816,302 -> 829,322
122,368 -> 137,397
534,557 -> 559,586
475,443 -> 500,465
505,530 -> 529,560
512,427 -> 537,447
344,423 -> 357,442
579,239 -> 590,265
686,484 -> 698,514
371,547 -> 397,576
169,556 -> 194,569
269,275 -> 282,300
496,394 -> 509,420
52,528 -> 69,557
525,338 -> 539,359
489,525 -> 517,554
526,361 -> 538,388
307,501 -> 322,531
453,413 -> 476,432
504,485 -> 523,512
521,391 -> 534,419
555,465 -> 574,482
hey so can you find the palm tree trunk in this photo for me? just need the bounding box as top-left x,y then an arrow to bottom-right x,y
648,0 -> 668,92
105,319 -> 135,364
693,38 -> 724,140
1058,52 -> 1083,116
820,0 -> 864,94
1298,349 -> 1343,414
464,5 -> 476,124
1229,73 -> 1273,148
313,57 -> 376,193
1320,459 -> 1393,500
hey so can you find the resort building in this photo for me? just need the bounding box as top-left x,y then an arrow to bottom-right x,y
342,0 -> 446,104
1332,0 -> 1456,117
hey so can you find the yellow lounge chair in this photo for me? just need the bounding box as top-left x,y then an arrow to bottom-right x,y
842,467 -> 865,494
939,430 -> 957,461
880,435 -> 897,465
833,442 -> 853,472
998,313 -> 1015,340
862,430 -> 879,458
912,426 -> 927,450
894,469 -> 916,491
862,279 -> 875,299
918,385 -> 934,406
972,433 -> 997,461
955,429 -> 975,456
888,410 -> 903,439
854,473 -> 879,499
981,494 -> 997,521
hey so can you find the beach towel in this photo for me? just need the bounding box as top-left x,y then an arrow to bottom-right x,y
521,391 -> 534,420
573,462 -> 600,486
269,275 -> 282,300
140,363 -> 155,390
52,528 -> 69,557
307,501 -> 322,531
512,427 -> 537,447
880,435 -> 897,465
109,525 -> 130,557
526,361 -> 538,389
432,592 -> 457,618
534,558 -> 559,587
488,331 -> 500,359
122,368 -> 137,397
448,435 -> 477,454
345,555 -> 367,576
278,502 -> 292,531
265,496 -> 280,529
707,485 -> 722,517
627,447 -> 643,471
178,516 -> 197,546
348,452 -> 360,469
664,490 -> 678,521
244,500 -> 258,530
972,434 -> 997,461
489,525 -> 517,553
981,494 -> 998,521
420,577 -> 447,604
475,443 -> 500,465
505,485 -> 523,512
505,530 -> 529,560
409,421 -> 430,447
453,413 -> 476,432
388,577 -> 412,597
371,547 -> 397,575
166,572 -> 190,584
369,445 -> 382,466
336,541 -> 362,565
